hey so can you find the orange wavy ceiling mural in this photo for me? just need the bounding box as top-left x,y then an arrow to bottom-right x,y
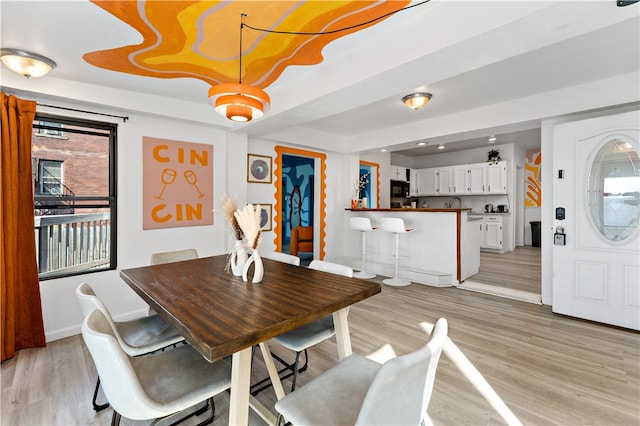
84,1 -> 410,90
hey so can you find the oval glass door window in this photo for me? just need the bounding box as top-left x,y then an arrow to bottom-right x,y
588,139 -> 640,241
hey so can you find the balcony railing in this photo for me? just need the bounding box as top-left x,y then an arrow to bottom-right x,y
35,213 -> 111,278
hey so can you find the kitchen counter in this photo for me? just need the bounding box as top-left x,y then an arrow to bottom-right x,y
341,209 -> 479,286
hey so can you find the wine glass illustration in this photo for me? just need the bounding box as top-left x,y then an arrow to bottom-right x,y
184,170 -> 205,199
154,168 -> 177,200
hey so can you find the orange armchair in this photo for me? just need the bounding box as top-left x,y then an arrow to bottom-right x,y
290,226 -> 313,256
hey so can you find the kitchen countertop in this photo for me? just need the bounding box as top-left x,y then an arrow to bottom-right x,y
467,212 -> 511,215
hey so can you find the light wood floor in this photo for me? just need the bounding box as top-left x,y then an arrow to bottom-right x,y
467,246 -> 541,294
2,280 -> 638,425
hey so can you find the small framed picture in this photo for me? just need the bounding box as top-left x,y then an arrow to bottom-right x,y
258,204 -> 272,231
247,154 -> 272,183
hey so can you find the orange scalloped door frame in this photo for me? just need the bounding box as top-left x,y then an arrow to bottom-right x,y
274,146 -> 327,259
359,160 -> 380,208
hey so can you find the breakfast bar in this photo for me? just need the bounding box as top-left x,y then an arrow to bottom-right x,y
342,208 -> 480,286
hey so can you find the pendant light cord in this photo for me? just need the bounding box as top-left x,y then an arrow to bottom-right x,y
241,0 -> 430,36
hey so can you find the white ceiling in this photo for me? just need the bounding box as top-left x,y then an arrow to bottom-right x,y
1,1 -> 639,157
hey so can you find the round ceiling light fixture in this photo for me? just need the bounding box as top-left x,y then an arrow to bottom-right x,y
208,83 -> 270,122
402,92 -> 432,110
437,144 -> 445,150
0,48 -> 56,78
488,135 -> 497,143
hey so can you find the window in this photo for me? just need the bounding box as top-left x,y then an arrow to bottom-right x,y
38,159 -> 63,194
32,113 -> 117,279
34,120 -> 63,137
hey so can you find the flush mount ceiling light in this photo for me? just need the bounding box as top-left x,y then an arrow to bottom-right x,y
437,144 -> 445,150
416,142 -> 427,146
488,135 -> 497,143
208,15 -> 270,122
402,92 -> 432,110
0,48 -> 56,78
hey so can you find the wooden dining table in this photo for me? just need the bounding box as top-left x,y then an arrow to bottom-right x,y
120,254 -> 381,425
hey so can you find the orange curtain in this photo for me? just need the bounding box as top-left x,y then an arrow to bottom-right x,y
1,92 -> 46,361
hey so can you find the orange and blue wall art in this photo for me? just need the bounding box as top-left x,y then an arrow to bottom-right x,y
525,149 -> 541,207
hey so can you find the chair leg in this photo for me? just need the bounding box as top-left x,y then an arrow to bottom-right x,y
92,376 -> 110,412
110,411 -> 121,426
290,351 -> 302,392
250,349 -> 309,395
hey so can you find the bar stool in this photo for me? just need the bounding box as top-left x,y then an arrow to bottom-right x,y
380,217 -> 412,286
350,217 -> 377,279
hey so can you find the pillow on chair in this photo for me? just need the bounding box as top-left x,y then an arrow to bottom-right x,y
290,226 -> 313,256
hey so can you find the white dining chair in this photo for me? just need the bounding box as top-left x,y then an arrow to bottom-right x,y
150,248 -> 199,265
275,318 -> 448,426
75,283 -> 185,412
263,251 -> 301,266
252,260 -> 353,395
148,248 -> 199,315
81,309 -> 232,425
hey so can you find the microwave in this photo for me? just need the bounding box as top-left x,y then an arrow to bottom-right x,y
390,180 -> 410,197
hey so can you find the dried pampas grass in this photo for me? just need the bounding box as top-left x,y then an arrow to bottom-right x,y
220,196 -> 244,240
234,204 -> 262,250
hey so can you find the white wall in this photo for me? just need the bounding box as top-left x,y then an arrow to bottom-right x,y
17,92 -> 233,341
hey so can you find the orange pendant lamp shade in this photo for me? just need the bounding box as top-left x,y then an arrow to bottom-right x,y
208,83 -> 270,122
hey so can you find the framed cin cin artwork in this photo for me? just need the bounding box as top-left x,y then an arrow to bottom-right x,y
247,154 -> 272,183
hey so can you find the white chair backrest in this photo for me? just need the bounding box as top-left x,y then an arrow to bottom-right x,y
81,309 -> 163,420
355,318 -> 448,425
308,260 -> 353,278
76,283 -> 138,355
150,249 -> 199,265
263,251 -> 301,266
350,217 -> 375,232
380,217 -> 407,234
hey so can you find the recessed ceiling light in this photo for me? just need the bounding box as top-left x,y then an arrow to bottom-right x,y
488,136 -> 497,143
380,148 -> 388,152
417,142 -> 427,146
437,144 -> 445,150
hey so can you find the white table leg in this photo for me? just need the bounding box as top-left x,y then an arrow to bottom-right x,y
333,308 -> 352,360
259,341 -> 286,400
229,347 -> 252,426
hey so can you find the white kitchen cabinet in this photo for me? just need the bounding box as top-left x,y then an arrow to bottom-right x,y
451,164 -> 470,194
480,215 -> 503,250
409,169 -> 419,196
469,162 -> 487,194
437,166 -> 452,195
415,168 -> 438,196
487,161 -> 507,194
390,166 -> 409,182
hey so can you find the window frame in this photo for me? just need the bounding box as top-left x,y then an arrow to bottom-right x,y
33,113 -> 118,279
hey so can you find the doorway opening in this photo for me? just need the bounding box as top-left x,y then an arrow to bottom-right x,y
273,146 -> 327,263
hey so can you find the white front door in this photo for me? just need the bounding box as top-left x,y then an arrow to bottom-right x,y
552,110 -> 640,330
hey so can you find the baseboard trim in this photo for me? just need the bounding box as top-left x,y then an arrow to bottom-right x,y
459,281 -> 542,304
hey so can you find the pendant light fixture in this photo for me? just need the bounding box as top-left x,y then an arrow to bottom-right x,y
402,92 -> 432,110
208,15 -> 270,122
0,48 -> 56,78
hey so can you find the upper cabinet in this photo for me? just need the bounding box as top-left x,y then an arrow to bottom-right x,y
469,163 -> 487,194
486,161 -> 507,194
409,161 -> 508,196
415,168 -> 438,196
390,166 -> 410,182
451,165 -> 470,194
437,166 -> 452,194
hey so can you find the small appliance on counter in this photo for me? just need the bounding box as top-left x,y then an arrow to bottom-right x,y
497,205 -> 508,213
484,203 -> 494,213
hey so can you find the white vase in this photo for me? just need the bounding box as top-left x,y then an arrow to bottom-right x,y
242,249 -> 264,283
230,240 -> 248,276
